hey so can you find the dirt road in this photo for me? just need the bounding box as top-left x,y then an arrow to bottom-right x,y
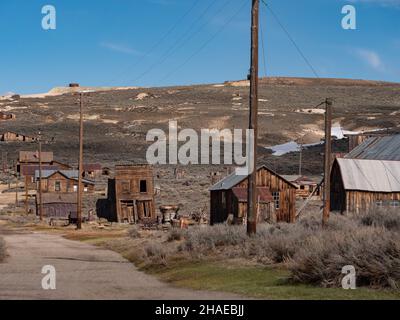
0,231 -> 241,300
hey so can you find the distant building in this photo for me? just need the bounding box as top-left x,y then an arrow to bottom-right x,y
35,193 -> 77,220
83,163 -> 102,180
18,151 -> 72,189
209,166 -> 297,225
281,175 -> 322,200
0,112 -> 15,121
35,170 -> 95,193
96,165 -> 156,223
330,158 -> 400,213
1,131 -> 35,142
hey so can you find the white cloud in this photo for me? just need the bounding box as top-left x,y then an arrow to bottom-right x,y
355,48 -> 385,71
100,42 -> 142,56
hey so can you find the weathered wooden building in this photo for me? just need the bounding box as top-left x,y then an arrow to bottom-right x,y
18,151 -> 72,189
35,193 -> 77,220
0,112 -> 15,121
35,170 -> 95,193
83,163 -> 102,180
210,166 -> 297,225
1,131 -> 35,142
282,175 -> 322,199
96,165 -> 156,223
330,158 -> 400,213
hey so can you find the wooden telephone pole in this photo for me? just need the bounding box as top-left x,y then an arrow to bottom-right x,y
322,98 -> 333,227
77,92 -> 84,230
38,130 -> 43,221
247,0 -> 259,236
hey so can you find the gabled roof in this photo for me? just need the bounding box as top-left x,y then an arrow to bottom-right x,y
34,170 -> 95,185
19,151 -> 53,163
83,163 -> 102,171
345,135 -> 400,161
281,175 -> 318,186
335,158 -> 400,192
209,165 -> 297,191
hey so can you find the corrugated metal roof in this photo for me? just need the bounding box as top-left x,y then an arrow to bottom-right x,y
336,158 -> 400,192
346,135 -> 400,161
209,166 -> 297,191
34,170 -> 95,185
209,171 -> 247,191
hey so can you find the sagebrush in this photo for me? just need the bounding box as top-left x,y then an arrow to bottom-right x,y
168,209 -> 400,289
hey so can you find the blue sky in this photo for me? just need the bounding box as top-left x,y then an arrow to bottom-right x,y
0,0 -> 399,94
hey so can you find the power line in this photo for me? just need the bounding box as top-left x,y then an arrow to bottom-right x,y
261,0 -> 320,78
107,0 -> 201,85
128,0 -> 223,85
157,0 -> 248,85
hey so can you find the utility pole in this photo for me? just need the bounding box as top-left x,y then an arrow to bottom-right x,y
15,175 -> 19,207
38,130 -> 43,221
247,0 -> 259,236
25,175 -> 29,215
77,92 -> 84,230
322,98 -> 333,227
299,143 -> 303,176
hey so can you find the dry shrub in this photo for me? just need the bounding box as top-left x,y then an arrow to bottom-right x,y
289,227 -> 400,289
167,228 -> 186,242
0,237 -> 6,262
182,224 -> 247,252
174,210 -> 400,289
358,208 -> 400,231
127,226 -> 141,239
143,242 -> 168,266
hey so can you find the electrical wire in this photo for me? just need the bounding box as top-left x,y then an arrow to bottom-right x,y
261,0 -> 320,78
157,0 -> 248,85
129,0 -> 228,85
107,0 -> 201,85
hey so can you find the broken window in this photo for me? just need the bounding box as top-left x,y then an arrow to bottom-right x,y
55,181 -> 61,192
121,181 -> 130,193
390,200 -> 399,208
272,192 -> 280,210
140,180 -> 147,193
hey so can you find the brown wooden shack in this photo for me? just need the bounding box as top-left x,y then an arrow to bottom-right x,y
35,170 -> 95,193
1,131 -> 35,142
331,158 -> 400,213
35,193 -> 77,219
96,165 -> 156,223
282,175 -> 322,200
83,163 -> 102,180
0,112 -> 15,121
210,166 -> 297,225
18,151 -> 72,189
